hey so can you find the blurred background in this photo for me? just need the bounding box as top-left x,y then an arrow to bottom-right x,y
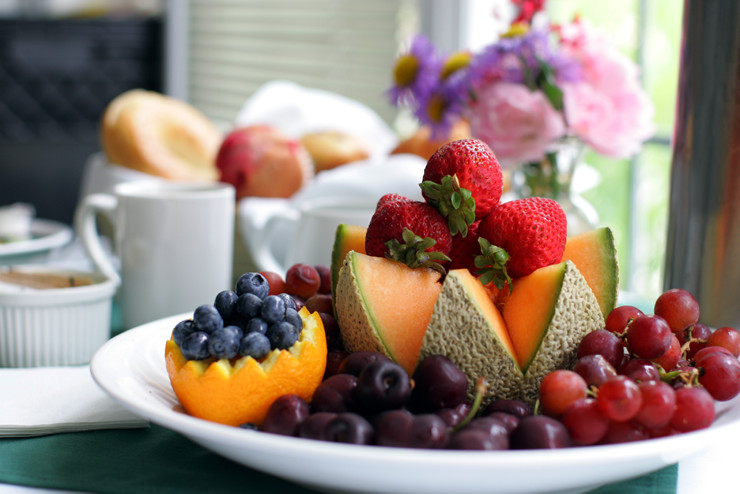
0,0 -> 683,302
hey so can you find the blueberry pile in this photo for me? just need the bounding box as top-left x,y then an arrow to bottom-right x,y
173,272 -> 304,361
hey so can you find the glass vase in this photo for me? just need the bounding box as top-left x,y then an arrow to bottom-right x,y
511,140 -> 598,236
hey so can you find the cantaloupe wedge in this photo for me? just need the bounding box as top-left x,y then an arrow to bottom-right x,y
420,261 -> 604,404
561,226 -> 619,320
334,251 -> 442,375
330,224 -> 367,297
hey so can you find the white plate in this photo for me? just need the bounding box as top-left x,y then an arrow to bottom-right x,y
90,314 -> 740,494
0,219 -> 73,262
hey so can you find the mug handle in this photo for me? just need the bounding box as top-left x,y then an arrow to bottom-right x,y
74,193 -> 122,285
249,208 -> 301,277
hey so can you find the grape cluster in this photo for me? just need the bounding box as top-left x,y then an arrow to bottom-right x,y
173,263 -> 339,362
253,352 -> 572,450
540,288 -> 740,445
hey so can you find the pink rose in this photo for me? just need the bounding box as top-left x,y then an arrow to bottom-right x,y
564,82 -> 654,158
560,21 -> 655,156
467,82 -> 566,166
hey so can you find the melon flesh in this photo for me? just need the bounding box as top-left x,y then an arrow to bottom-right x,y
421,261 -> 604,405
334,251 -> 442,375
330,224 -> 367,297
561,226 -> 619,320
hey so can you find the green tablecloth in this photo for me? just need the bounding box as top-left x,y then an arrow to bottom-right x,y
0,424 -> 677,494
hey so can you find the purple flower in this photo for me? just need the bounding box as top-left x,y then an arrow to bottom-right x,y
387,35 -> 442,107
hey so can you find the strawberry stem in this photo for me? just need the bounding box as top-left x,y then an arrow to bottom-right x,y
385,228 -> 450,275
420,174 -> 476,237
473,238 -> 512,290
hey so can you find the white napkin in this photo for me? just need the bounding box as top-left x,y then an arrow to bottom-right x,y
0,366 -> 147,437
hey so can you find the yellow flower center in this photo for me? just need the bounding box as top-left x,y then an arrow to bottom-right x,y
394,55 -> 420,87
426,94 -> 447,123
501,22 -> 530,38
441,52 -> 472,80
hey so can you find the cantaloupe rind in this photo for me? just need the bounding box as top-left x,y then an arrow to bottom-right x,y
165,307 -> 327,426
561,226 -> 619,320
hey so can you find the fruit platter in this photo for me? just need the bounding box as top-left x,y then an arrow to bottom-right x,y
92,138 -> 740,493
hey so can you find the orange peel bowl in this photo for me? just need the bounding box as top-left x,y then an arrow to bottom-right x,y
165,307 -> 327,426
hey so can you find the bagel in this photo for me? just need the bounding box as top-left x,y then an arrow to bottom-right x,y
100,90 -> 222,181
300,130 -> 370,172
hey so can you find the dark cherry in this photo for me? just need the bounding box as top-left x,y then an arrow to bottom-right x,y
323,348 -> 350,379
448,428 -> 508,450
261,394 -> 309,436
322,412 -> 374,444
297,412 -> 337,441
465,417 -> 510,446
353,359 -> 412,415
485,412 -> 520,433
510,415 -> 571,449
338,351 -> 392,377
482,399 -> 532,419
311,374 -> 358,413
435,401 -> 472,428
375,410 -> 449,449
409,354 -> 468,412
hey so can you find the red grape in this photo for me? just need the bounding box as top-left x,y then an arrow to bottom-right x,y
285,263 -> 321,299
697,352 -> 740,401
259,271 -> 287,295
626,314 -> 672,359
654,288 -> 700,332
707,326 -> 740,357
678,323 -> 711,360
605,305 -> 644,335
619,358 -> 661,383
651,333 -> 681,371
693,345 -> 733,366
313,264 -> 332,294
599,420 -> 649,444
670,387 -> 715,432
561,398 -> 609,445
539,370 -> 588,417
577,329 -> 625,370
573,354 -> 618,387
634,381 -> 676,429
597,376 -> 643,422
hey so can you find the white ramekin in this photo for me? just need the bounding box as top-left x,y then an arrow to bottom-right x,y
0,266 -> 119,367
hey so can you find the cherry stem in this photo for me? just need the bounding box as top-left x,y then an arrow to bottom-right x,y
452,377 -> 489,433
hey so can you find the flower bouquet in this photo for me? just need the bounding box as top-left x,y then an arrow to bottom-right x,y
388,1 -> 655,232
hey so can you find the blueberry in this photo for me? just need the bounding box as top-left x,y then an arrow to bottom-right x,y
261,295 -> 286,324
285,308 -> 303,332
246,317 -> 268,335
236,272 -> 270,299
277,292 -> 298,311
267,321 -> 299,350
173,319 -> 195,346
180,331 -> 210,360
214,290 -> 239,323
240,332 -> 272,359
235,293 -> 262,319
208,325 -> 243,359
193,304 -> 223,334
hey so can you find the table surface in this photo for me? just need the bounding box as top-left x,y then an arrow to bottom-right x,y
2,242 -> 738,494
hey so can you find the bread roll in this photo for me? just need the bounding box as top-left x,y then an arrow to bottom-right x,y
300,130 -> 370,172
101,90 -> 222,181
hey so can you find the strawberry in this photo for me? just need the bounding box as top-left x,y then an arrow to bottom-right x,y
475,197 -> 567,287
365,193 -> 452,273
420,139 -> 503,237
448,219 -> 481,271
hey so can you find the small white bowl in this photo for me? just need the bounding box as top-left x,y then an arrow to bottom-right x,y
0,265 -> 119,367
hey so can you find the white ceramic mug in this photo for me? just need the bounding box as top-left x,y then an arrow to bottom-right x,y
248,196 -> 376,277
75,181 -> 235,329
